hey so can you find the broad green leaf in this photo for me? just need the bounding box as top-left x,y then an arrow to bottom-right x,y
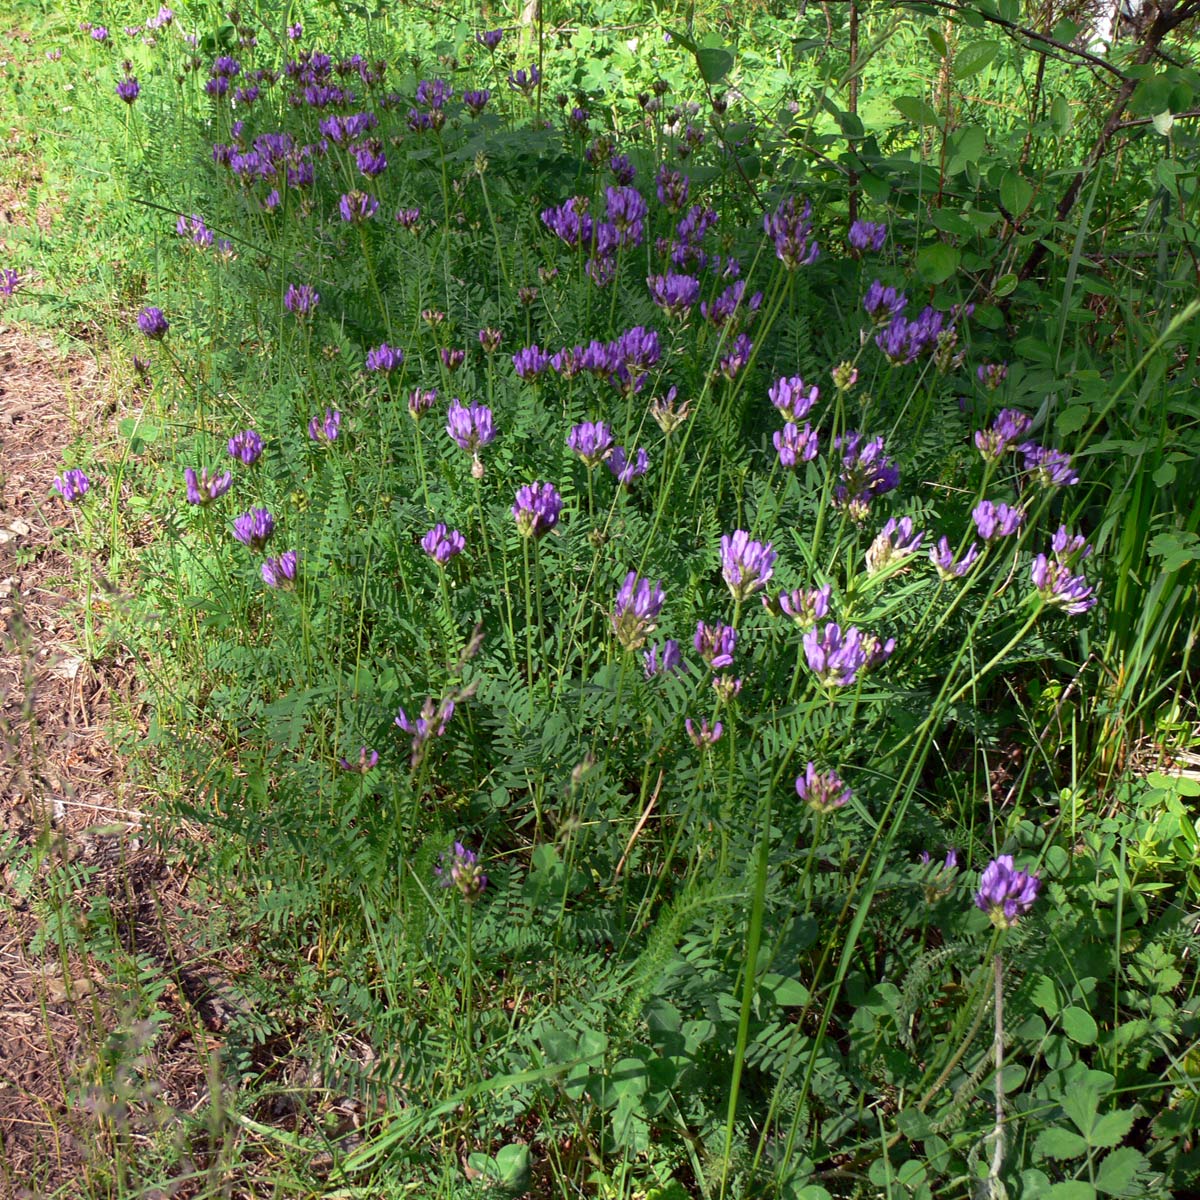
926,27 -> 948,57
1000,169 -> 1034,215
1095,1147 -> 1146,1195
954,40 -> 1000,79
1045,1184 -> 1096,1200
1152,110 -> 1174,136
1062,1005 -> 1099,1045
894,95 -> 941,128
1055,404 -> 1090,435
917,242 -> 960,283
1089,1109 -> 1135,1149
994,272 -> 1018,297
1051,95 -> 1073,135
1035,1127 -> 1089,1160
696,46 -> 734,84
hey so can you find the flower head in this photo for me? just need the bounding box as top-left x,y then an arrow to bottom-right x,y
477,28 -> 503,51
929,536 -> 979,579
795,763 -> 852,814
1051,526 -> 1092,565
185,466 -> 232,506
1020,443 -> 1079,488
0,268 -> 21,297
773,584 -> 831,629
721,531 -> 776,602
284,283 -> 319,316
685,717 -> 723,747
567,420 -> 614,468
1031,553 -> 1097,615
865,516 -> 924,575
408,387 -> 438,420
513,344 -> 552,380
446,400 -> 495,455
974,408 -> 1031,461
833,432 -> 899,520
611,571 -> 665,651
694,621 -> 737,670
769,375 -> 819,422
972,500 -> 1024,541
862,280 -> 907,324
397,694 -> 459,767
421,523 -> 466,566
54,469 -> 91,502
339,190 -> 379,223
974,855 -> 1040,928
436,842 -> 488,902
976,362 -> 1008,391
608,445 -> 649,486
775,422 -> 819,468
643,639 -> 684,678
803,622 -> 893,688
764,195 -> 819,268
338,746 -> 379,773
848,220 -> 887,252
512,482 -> 562,537
116,75 -> 140,103
366,343 -> 404,373
308,408 -> 341,443
136,306 -> 169,339
261,550 -> 299,588
232,507 -> 275,551
647,272 -> 700,319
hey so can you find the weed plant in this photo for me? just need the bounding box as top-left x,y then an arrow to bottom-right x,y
4,3 -> 1200,1198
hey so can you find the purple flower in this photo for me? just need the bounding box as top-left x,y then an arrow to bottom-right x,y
721,531 -> 777,602
308,408 -> 341,443
862,280 -> 908,324
0,267 -> 21,297
436,841 -> 487,902
446,400 -> 495,456
656,166 -> 689,211
463,88 -> 491,115
972,500 -> 1025,541
508,64 -> 541,95
395,207 -> 420,230
605,185 -> 647,245
339,190 -> 378,222
694,621 -> 737,670
795,763 -> 852,814
1031,554 -> 1097,615
718,333 -> 753,381
476,28 -> 504,51
567,421 -> 614,468
775,422 -> 819,468
261,550 -> 299,588
90,26 -> 110,41
232,507 -> 275,551
1020,443 -> 1079,488
609,153 -> 636,186
421,523 -> 466,565
611,571 -> 665,651
974,408 -> 1031,461
339,746 -> 379,773
397,696 -> 456,766
54,469 -> 90,502
643,639 -> 684,678
803,622 -> 893,687
651,386 -> 690,435
366,343 -> 404,372
408,387 -> 438,420
541,196 -> 592,249
712,674 -> 742,704
136,306 -> 168,339
287,21 -> 302,39
116,76 -> 140,103
415,78 -> 453,109
772,585 -> 831,628
833,432 -> 900,520
513,344 -> 552,380
608,446 -> 649,486
354,141 -> 387,177
176,213 -> 213,249
1051,526 -> 1092,565
976,362 -> 1008,391
974,855 -> 1040,928
440,348 -> 465,372
478,328 -> 502,354
865,516 -> 924,574
284,283 -> 319,316
769,375 -> 819,422
512,482 -> 563,537
764,195 -> 819,269
184,466 -> 232,506
701,279 -> 762,329
647,272 -> 700,319
685,717 -> 723,747
875,306 -> 948,364
929,536 -> 979,580
848,220 -> 887,252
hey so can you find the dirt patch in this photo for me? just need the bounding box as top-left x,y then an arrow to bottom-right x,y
0,326 -> 234,1196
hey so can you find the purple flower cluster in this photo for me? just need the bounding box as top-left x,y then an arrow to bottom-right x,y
700,279 -> 762,329
261,550 -> 299,589
686,717 -> 723,747
421,523 -> 466,565
764,196 -> 819,268
116,75 -> 140,104
339,190 -> 378,222
440,348 -> 465,371
284,283 -> 319,317
54,469 -> 90,502
185,466 -> 232,506
972,500 -> 1024,541
929,537 -> 979,580
862,280 -> 907,324
643,639 -> 684,678
512,482 -> 562,537
974,408 -> 1031,461
609,446 -> 649,486
0,267 -> 20,297
775,422 -> 819,469
769,375 -> 820,422
513,343 -> 552,380
366,343 -> 403,372
694,621 -> 736,670
612,572 -> 665,651
339,746 -> 379,774
647,272 -> 700,319
795,763 -> 852,814
718,333 -> 753,381
567,421 -> 614,467
848,220 -> 887,252
227,430 -> 263,465
655,166 -> 689,212
136,306 -> 169,339
833,433 -> 900,520
446,400 -> 495,457
875,305 -> 953,364
771,584 -> 831,628
1020,443 -> 1079,488
477,29 -> 503,51
1031,553 -> 1097,614
803,622 -> 894,687
232,507 -> 275,551
977,362 -> 1008,390
721,531 -> 776,602
308,408 -> 341,443
396,695 -> 456,766
865,517 -> 924,575
974,855 -> 1040,928
436,842 -> 487,902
